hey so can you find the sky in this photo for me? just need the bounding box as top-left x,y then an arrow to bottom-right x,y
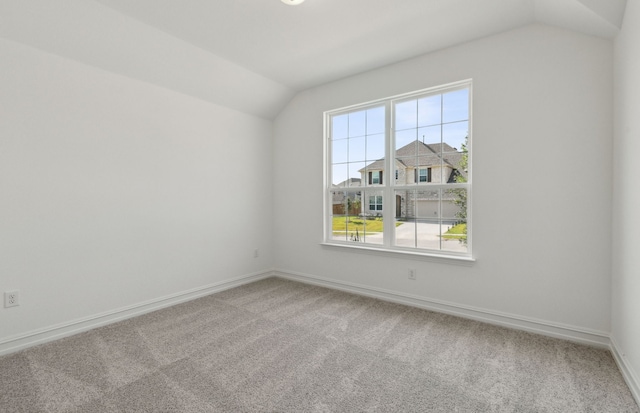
330,88 -> 469,186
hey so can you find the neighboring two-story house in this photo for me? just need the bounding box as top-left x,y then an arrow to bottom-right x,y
359,141 -> 467,220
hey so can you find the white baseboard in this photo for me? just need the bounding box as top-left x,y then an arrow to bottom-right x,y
3,269 -> 637,408
610,337 -> 640,407
0,270 -> 274,357
273,269 -> 611,348
274,269 -> 640,406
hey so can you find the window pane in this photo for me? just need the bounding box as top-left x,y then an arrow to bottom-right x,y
396,140 -> 446,185
362,190 -> 384,245
366,106 -> 385,135
443,188 -> 467,223
366,133 -> 385,161
396,217 -> 417,248
395,129 -> 418,151
443,89 -> 469,123
364,166 -> 383,186
394,159 -> 415,184
396,189 -> 468,251
395,100 -> 417,131
394,190 -> 416,247
441,220 -> 467,253
331,190 -> 363,242
418,94 -> 442,127
415,190 -> 442,250
332,164 -> 348,187
415,190 -> 440,220
443,121 -> 468,155
332,138 -> 348,164
332,114 -> 348,140
442,189 -> 467,253
348,110 -> 366,138
444,128 -> 468,185
330,190 -> 348,242
348,136 -> 366,163
417,125 -> 442,146
348,162 -> 366,186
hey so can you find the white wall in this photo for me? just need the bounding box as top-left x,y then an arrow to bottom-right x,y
0,38 -> 273,349
613,0 -> 640,400
273,24 -> 614,341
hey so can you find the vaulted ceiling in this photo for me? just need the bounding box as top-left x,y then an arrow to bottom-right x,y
0,0 -> 627,119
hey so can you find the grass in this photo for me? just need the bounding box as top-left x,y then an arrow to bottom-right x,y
442,223 -> 467,240
332,216 -> 401,235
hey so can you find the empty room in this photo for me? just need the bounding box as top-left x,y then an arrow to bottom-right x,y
1,0 -> 639,411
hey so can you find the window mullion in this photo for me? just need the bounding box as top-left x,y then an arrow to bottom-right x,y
384,101 -> 394,248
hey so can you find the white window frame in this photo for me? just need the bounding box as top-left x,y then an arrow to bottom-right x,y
323,79 -> 473,261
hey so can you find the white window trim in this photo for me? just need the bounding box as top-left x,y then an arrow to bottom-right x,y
323,79 -> 473,262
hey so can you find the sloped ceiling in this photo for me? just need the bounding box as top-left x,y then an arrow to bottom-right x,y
0,0 -> 627,119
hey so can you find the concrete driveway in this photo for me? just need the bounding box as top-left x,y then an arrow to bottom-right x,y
357,220 -> 467,252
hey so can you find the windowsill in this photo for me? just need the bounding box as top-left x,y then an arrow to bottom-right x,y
320,242 -> 476,266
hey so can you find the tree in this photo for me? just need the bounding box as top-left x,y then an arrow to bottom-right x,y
347,196 -> 361,216
450,136 -> 468,244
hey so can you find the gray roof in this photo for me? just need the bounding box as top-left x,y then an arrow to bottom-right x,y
360,141 -> 467,180
332,177 -> 362,188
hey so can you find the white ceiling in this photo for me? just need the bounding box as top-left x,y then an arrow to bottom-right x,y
94,0 -> 626,90
0,0 -> 627,119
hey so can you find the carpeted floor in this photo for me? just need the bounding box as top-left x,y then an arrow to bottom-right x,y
1,277 -> 638,412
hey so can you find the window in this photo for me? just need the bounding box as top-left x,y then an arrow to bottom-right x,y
325,80 -> 471,258
369,195 -> 383,211
369,171 -> 382,185
418,168 -> 431,183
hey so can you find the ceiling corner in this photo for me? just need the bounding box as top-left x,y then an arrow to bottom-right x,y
576,0 -> 627,29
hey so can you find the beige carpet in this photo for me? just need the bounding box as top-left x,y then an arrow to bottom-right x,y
1,277 -> 638,412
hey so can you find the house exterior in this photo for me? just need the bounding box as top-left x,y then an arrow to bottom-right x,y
358,141 -> 467,220
331,178 -> 362,215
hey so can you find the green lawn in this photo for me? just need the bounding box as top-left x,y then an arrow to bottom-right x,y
332,216 -> 401,235
442,223 -> 467,240
333,216 -> 383,234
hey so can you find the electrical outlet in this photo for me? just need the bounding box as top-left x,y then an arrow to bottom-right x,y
408,269 -> 416,280
4,290 -> 19,308
253,249 -> 259,258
